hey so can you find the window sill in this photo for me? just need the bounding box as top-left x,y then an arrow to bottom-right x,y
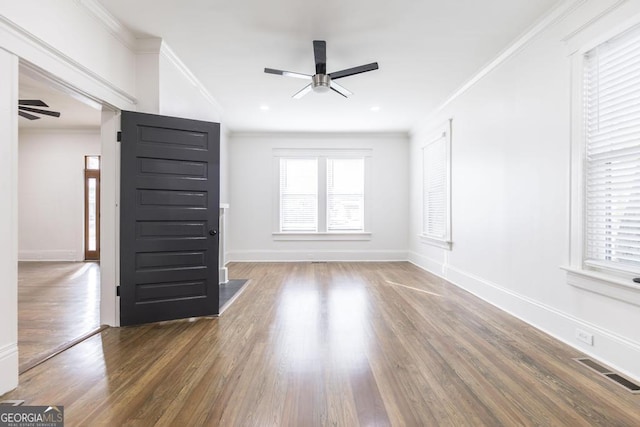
419,234 -> 452,250
273,232 -> 372,241
561,266 -> 640,307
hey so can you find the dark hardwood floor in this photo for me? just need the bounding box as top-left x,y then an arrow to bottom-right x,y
18,261 -> 100,373
3,262 -> 639,426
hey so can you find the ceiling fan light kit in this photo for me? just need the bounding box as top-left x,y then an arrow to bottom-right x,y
265,40 -> 379,99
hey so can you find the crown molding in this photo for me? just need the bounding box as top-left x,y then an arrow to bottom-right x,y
411,0 -> 587,136
230,131 -> 409,139
75,0 -> 137,50
158,42 -> 223,114
561,0 -> 630,43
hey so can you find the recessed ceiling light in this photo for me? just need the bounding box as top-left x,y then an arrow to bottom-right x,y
370,106 -> 381,112
259,105 -> 270,111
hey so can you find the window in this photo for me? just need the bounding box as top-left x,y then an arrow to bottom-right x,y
583,24 -> 640,274
274,149 -> 371,240
566,22 -> 640,305
420,120 -> 452,249
84,156 -> 100,261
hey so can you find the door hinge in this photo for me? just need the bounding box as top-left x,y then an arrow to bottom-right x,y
117,131 -> 122,142
116,285 -> 120,297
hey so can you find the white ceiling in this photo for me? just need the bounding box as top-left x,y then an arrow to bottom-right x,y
29,0 -> 564,133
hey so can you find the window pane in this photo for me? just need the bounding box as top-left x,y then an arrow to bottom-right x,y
86,156 -> 100,170
280,158 -> 318,232
327,158 -> 364,231
423,137 -> 447,238
88,177 -> 97,251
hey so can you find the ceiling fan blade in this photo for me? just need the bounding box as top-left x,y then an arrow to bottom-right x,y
18,106 -> 61,118
264,68 -> 311,79
329,62 -> 379,80
292,84 -> 313,99
330,81 -> 352,98
19,99 -> 49,107
313,40 -> 326,75
18,110 -> 40,120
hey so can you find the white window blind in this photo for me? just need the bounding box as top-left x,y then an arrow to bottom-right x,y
584,24 -> 640,272
422,136 -> 447,239
327,158 -> 365,231
280,158 -> 318,232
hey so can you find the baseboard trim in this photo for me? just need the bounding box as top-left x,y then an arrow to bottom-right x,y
407,251 -> 640,382
227,250 -> 408,263
0,343 -> 18,396
19,250 -> 80,262
219,267 -> 229,284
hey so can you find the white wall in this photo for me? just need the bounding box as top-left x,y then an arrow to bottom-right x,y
0,48 -> 20,397
228,132 -> 409,261
409,0 -> 640,381
18,130 -> 101,261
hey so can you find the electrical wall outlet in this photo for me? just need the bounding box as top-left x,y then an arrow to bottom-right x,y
576,328 -> 594,346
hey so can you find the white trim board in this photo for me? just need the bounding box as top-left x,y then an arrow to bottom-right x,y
158,42 -> 223,116
228,250 -> 408,263
0,15 -> 137,110
230,131 -> 410,140
18,250 -> 81,262
75,0 -> 137,50
407,251 -> 640,383
0,344 -> 18,395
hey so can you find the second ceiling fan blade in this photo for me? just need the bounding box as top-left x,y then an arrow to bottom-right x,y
19,106 -> 61,117
329,62 -> 379,80
292,84 -> 313,99
264,68 -> 311,79
18,110 -> 40,120
313,40 -> 326,75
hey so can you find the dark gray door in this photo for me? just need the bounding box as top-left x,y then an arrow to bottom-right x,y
120,111 -> 220,326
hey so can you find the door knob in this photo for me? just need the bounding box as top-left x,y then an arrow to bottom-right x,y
209,229 -> 218,236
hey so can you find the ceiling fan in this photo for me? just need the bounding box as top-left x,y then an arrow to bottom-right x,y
18,99 -> 61,120
264,40 -> 379,99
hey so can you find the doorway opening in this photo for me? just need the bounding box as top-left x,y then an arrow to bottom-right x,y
17,65 -> 103,373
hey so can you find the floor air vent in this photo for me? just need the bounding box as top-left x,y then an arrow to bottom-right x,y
574,358 -> 640,394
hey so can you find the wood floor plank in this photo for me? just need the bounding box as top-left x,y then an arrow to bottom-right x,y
3,262 -> 640,426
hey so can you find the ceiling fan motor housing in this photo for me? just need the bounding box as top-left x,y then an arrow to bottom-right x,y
312,74 -> 331,93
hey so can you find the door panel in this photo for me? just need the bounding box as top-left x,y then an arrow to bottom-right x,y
120,111 -> 220,326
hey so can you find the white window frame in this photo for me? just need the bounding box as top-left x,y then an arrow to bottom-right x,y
272,148 -> 372,241
565,20 -> 640,306
419,119 -> 452,250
